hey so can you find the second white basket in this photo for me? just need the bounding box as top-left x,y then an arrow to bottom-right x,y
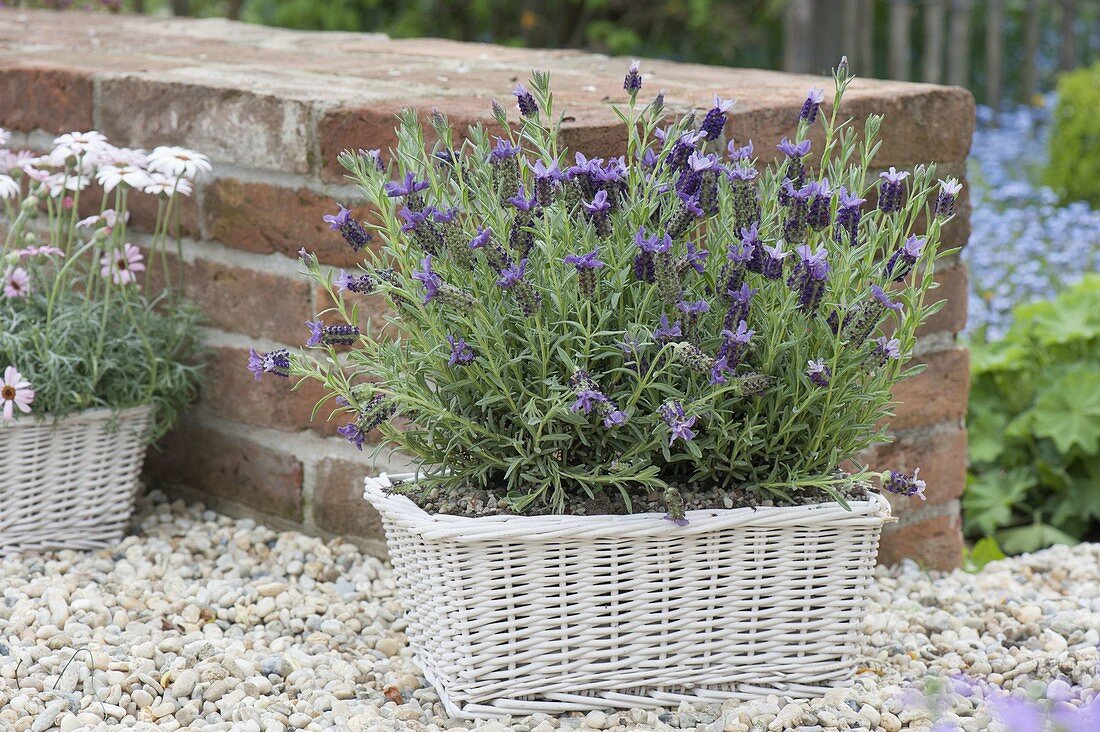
364,472 -> 893,719
0,405 -> 153,556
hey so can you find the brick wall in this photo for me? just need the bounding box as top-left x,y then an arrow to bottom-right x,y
0,9 -> 974,567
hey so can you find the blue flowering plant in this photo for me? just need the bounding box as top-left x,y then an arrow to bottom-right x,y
255,61 -> 959,517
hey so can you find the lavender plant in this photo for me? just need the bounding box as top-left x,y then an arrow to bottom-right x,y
255,61 -> 957,515
0,130 -> 204,439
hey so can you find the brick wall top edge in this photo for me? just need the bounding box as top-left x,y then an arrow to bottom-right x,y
0,9 -> 973,114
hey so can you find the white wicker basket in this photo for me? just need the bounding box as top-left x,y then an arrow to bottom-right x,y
365,472 -> 893,719
0,406 -> 153,556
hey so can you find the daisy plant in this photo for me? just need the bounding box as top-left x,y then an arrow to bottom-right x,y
252,60 -> 959,517
0,130 -> 205,438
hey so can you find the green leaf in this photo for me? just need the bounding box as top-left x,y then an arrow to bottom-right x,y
967,409 -> 1009,464
963,468 -> 1036,536
962,537 -> 1006,572
1030,367 -> 1100,455
997,522 -> 1080,554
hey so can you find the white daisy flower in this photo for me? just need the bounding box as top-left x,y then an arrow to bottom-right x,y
0,128 -> 10,147
143,171 -> 194,197
52,130 -> 108,157
0,174 -> 18,199
43,173 -> 91,198
96,163 -> 154,193
148,146 -> 212,180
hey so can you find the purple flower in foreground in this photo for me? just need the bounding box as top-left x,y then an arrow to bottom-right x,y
723,282 -> 757,330
884,468 -> 927,500
834,186 -> 866,245
530,159 -> 562,206
569,370 -> 626,428
717,320 -> 753,367
322,205 -> 372,252
513,83 -> 538,117
800,88 -> 826,124
384,172 -> 429,199
700,95 -> 735,140
446,334 -> 475,366
654,314 -> 683,342
306,322 -> 359,347
496,257 -> 528,289
247,348 -> 291,381
883,235 -> 927,282
358,148 -> 384,171
337,423 -> 366,451
727,139 -> 753,160
761,242 -> 788,280
878,167 -> 910,213
572,389 -> 608,414
788,244 -> 830,313
806,359 -> 831,388
564,248 -> 606,299
659,400 -> 697,445
873,336 -> 902,365
623,59 -> 643,94
507,184 -> 538,212
411,255 -> 442,303
777,137 -> 811,159
935,177 -> 963,218
488,137 -> 521,162
335,269 -> 377,294
806,178 -> 832,230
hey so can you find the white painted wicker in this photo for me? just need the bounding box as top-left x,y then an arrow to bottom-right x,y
364,472 -> 893,719
0,406 -> 153,556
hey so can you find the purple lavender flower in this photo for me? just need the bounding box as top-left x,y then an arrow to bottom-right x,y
678,241 -> 709,276
530,159 -> 563,206
496,258 -> 528,289
569,370 -> 626,427
799,88 -> 825,124
719,237 -> 754,295
359,148 -> 384,171
883,235 -> 927,282
726,139 -> 753,160
834,186 -> 866,245
623,59 -> 643,94
507,184 -> 539,212
761,242 -> 788,280
806,359 -> 831,387
884,468 -> 926,500
603,409 -> 628,428
446,334 -> 475,366
247,348 -> 291,381
781,180 -> 813,243
306,321 -> 359,347
787,244 -> 830,313
384,172 -> 430,200
323,205 -> 373,252
654,314 -> 683,342
639,147 -> 660,169
490,98 -> 506,121
872,284 -> 904,312
513,83 -> 538,117
582,189 -> 613,237
723,283 -> 757,330
806,178 -> 832,230
335,269 -> 377,294
842,285 -> 903,345
717,320 -> 753,367
708,356 -> 730,385
489,137 -> 521,162
878,167 -> 910,213
737,223 -> 764,274
338,423 -> 366,451
667,190 -> 704,239
700,95 -> 735,140
572,389 -> 608,414
411,255 -> 443,304
873,336 -> 902,365
659,400 -> 697,445
777,137 -> 811,204
497,258 -> 542,315
777,137 -> 812,159
668,130 -> 706,170
677,299 -> 710,339
564,248 -> 606,299
935,177 -> 963,218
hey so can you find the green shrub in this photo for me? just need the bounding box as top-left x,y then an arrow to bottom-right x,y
1045,62 -> 1100,207
964,274 -> 1100,553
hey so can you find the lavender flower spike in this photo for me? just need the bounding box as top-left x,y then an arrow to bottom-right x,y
883,235 -> 927,282
513,83 -> 538,117
777,137 -> 812,159
935,177 -> 963,218
337,423 -> 366,451
623,59 -> 643,94
873,336 -> 902,366
884,468 -> 927,500
247,348 -> 291,381
700,95 -> 735,140
834,186 -> 866,245
384,172 -> 430,199
446,334 -> 475,366
563,248 -> 606,299
760,242 -> 788,280
659,400 -> 697,445
806,359 -> 831,387
878,167 -> 910,213
323,205 -> 372,252
800,88 -> 826,124
306,321 -> 359,347
654,314 -> 683,343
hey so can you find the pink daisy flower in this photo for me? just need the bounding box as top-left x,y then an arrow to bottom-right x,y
3,267 -> 30,298
100,243 -> 145,285
0,365 -> 34,422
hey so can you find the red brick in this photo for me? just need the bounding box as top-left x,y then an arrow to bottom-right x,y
0,64 -> 94,133
203,178 -> 376,267
148,421 -> 304,521
312,457 -> 385,540
917,263 -> 968,337
97,75 -> 312,173
183,257 -> 314,342
890,347 -> 970,431
862,425 -> 968,509
879,511 -> 964,570
204,346 -> 343,436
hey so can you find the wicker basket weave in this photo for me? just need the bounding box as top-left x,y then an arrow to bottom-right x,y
0,406 -> 152,556
365,472 -> 893,719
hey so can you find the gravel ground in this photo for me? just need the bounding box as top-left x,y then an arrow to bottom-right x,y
2,493 -> 1098,732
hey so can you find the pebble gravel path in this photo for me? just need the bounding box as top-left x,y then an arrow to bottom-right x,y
2,493 -> 1098,731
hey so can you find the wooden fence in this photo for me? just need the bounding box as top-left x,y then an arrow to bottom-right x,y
783,0 -> 1095,107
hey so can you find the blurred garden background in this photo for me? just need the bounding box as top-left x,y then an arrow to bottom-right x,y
16,0 -> 1100,557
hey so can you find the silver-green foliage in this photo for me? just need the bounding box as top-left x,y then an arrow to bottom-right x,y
291,65 -> 956,512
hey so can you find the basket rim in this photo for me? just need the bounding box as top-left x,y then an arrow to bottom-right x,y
363,472 -> 893,542
1,404 -> 154,430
